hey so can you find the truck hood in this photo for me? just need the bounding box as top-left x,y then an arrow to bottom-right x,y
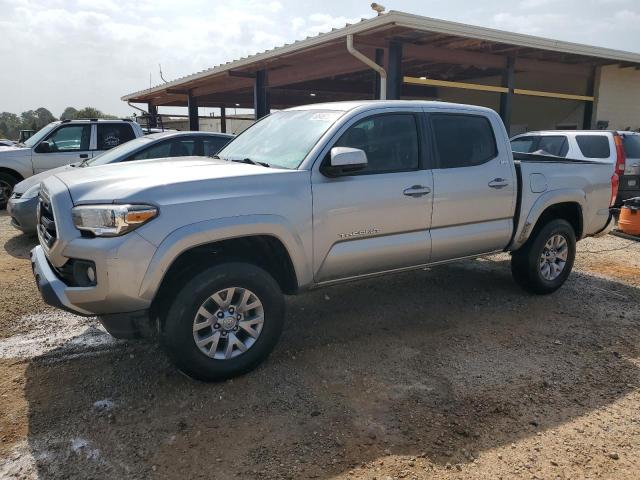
13,163 -> 77,194
0,145 -> 31,158
52,156 -> 287,204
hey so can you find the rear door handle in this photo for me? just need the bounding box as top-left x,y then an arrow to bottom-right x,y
79,154 -> 89,159
403,185 -> 431,198
488,178 -> 509,189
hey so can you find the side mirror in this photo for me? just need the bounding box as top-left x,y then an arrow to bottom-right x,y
35,141 -> 51,153
323,147 -> 368,177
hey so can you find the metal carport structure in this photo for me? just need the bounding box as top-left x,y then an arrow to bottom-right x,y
121,11 -> 640,134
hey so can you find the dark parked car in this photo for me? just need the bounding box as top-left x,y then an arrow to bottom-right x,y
8,131 -> 233,234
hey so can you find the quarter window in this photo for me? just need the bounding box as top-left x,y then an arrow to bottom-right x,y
332,114 -> 420,174
203,136 -> 232,156
575,135 -> 610,159
43,125 -> 91,152
432,114 -> 497,168
97,124 -> 136,150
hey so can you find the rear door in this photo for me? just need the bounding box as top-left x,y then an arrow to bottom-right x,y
620,133 -> 640,195
31,124 -> 92,172
428,110 -> 516,262
311,109 -> 433,283
95,123 -> 136,153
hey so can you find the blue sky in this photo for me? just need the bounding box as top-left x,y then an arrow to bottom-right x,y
1,0 -> 639,116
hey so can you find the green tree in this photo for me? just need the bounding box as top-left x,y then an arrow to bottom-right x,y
75,107 -> 117,120
60,106 -> 78,120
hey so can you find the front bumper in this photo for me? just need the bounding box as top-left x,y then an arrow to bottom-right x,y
31,245 -> 93,315
31,245 -> 155,338
7,195 -> 38,234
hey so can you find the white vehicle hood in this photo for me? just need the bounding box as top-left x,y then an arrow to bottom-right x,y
52,156 -> 288,205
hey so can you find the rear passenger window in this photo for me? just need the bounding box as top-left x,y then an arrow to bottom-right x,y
129,139 -> 195,161
97,124 -> 136,150
510,136 -> 536,153
333,114 -> 420,174
432,114 -> 497,168
537,136 -> 568,157
575,135 -> 610,159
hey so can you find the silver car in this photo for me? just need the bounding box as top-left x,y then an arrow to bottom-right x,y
8,131 -> 233,234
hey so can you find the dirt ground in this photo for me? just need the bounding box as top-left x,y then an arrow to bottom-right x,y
0,209 -> 639,480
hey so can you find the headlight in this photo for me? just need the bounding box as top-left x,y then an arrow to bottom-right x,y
71,204 -> 158,237
21,183 -> 41,199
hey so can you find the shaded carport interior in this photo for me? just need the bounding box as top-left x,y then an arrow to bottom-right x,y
121,11 -> 640,134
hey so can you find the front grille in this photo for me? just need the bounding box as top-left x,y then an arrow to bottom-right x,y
37,190 -> 57,249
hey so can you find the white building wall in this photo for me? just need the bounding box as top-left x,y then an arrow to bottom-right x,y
595,65 -> 640,131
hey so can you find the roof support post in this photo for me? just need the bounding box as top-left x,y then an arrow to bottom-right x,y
254,70 -> 270,120
582,67 -> 596,129
188,92 -> 199,131
220,106 -> 227,133
147,103 -> 157,128
386,42 -> 402,100
374,48 -> 384,99
499,55 -> 515,134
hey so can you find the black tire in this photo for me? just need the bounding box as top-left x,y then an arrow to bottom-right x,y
0,172 -> 19,210
161,262 -> 285,382
511,219 -> 576,295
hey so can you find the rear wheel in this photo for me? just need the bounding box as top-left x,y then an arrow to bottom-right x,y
161,262 -> 285,381
0,172 -> 19,209
511,219 -> 576,294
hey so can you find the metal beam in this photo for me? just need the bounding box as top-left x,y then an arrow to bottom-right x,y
187,92 -> 199,131
374,48 -> 384,99
386,42 -> 402,99
582,67 -> 596,129
500,56 -> 515,133
220,107 -> 227,133
148,103 -> 157,128
254,70 -> 270,119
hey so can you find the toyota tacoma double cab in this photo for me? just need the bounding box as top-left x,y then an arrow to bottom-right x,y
0,118 -> 144,207
31,101 -> 616,381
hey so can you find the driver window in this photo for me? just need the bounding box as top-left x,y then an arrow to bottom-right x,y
43,125 -> 91,152
332,114 -> 420,174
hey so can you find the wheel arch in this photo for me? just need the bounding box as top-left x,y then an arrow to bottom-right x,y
512,189 -> 585,250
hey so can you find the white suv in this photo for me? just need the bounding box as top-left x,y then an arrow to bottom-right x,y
511,130 -> 640,206
0,119 -> 144,207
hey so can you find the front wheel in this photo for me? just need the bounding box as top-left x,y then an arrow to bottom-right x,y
161,262 -> 285,381
0,172 -> 19,209
511,219 -> 576,294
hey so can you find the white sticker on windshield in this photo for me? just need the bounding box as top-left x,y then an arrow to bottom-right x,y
309,112 -> 342,122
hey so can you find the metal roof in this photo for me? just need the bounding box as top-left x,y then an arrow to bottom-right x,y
122,10 -> 640,103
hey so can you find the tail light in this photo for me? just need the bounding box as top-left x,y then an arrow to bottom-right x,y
610,173 -> 619,207
614,134 -> 626,176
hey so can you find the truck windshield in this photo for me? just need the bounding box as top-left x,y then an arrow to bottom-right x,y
23,123 -> 57,148
217,110 -> 343,169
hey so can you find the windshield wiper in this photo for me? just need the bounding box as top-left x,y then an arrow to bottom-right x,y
231,157 -> 270,168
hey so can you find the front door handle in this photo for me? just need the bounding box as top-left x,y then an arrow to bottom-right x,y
488,178 -> 509,189
403,185 -> 431,198
79,154 -> 89,159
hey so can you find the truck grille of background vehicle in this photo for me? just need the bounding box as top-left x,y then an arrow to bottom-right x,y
37,190 -> 57,248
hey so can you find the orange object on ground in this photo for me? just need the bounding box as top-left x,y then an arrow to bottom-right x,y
619,202 -> 640,236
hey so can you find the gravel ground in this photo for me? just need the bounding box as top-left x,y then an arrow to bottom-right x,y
0,210 -> 639,479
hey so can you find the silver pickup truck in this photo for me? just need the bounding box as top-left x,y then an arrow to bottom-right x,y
31,101 -> 616,381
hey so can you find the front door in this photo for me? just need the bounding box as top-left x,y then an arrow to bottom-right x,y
32,124 -> 93,172
428,111 -> 516,262
312,111 -> 433,283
